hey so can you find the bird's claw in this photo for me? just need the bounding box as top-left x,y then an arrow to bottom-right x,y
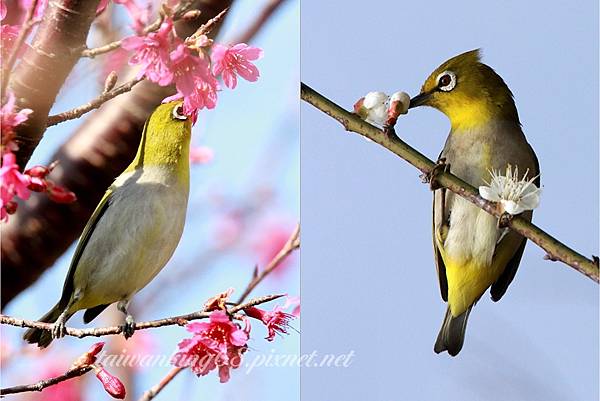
421,157 -> 449,190
383,124 -> 397,139
121,315 -> 136,339
497,212 -> 513,229
51,322 -> 66,339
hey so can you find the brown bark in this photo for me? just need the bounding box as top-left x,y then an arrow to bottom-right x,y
1,0 -> 233,306
8,0 -> 101,169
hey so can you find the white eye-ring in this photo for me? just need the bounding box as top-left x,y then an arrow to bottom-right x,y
172,104 -> 188,120
436,70 -> 457,92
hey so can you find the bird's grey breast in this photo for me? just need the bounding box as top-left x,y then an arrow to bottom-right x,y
72,167 -> 189,307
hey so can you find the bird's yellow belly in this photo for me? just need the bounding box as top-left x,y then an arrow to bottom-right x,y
439,198 -> 503,316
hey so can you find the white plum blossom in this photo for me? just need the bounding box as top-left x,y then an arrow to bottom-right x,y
353,91 -> 388,126
479,165 -> 541,215
354,91 -> 411,126
388,91 -> 410,116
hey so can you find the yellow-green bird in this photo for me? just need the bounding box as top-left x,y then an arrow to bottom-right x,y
408,50 -> 540,356
24,101 -> 192,348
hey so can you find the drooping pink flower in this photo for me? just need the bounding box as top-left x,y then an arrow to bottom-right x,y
1,91 -> 32,152
211,43 -> 262,89
1,1 -> 7,20
245,302 -> 296,342
93,365 -> 126,399
121,18 -> 174,86
171,311 -> 249,383
189,146 -> 214,164
1,152 -> 30,220
164,43 -> 219,117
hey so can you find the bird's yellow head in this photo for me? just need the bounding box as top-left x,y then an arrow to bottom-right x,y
127,101 -> 192,179
409,49 -> 520,130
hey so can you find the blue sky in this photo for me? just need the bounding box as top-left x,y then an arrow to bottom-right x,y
2,1 -> 299,400
301,1 -> 598,400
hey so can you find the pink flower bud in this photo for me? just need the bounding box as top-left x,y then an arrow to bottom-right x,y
71,342 -> 105,369
5,201 -> 17,215
94,366 -> 126,399
24,165 -> 50,178
27,176 -> 47,192
47,185 -> 77,203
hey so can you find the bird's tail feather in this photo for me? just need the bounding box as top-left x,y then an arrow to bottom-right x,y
434,306 -> 472,356
23,303 -> 64,348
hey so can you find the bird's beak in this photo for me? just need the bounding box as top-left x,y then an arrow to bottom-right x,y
409,91 -> 432,109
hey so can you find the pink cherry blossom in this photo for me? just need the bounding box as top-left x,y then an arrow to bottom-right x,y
164,44 -> 219,116
171,311 -> 249,383
245,302 -> 296,342
121,18 -> 174,86
1,92 -> 32,150
1,152 -> 30,220
189,146 -> 214,164
211,43 -> 262,89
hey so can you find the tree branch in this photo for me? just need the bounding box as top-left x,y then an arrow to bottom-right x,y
0,366 -> 92,395
0,294 -> 283,338
8,0 -> 102,169
137,367 -> 184,401
237,224 -> 300,302
46,77 -> 144,126
301,83 -> 599,283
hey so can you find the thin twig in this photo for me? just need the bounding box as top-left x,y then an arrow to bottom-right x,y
1,0 -> 39,97
186,7 -> 229,42
301,83 -> 599,283
81,0 -> 196,58
137,367 -> 184,401
0,294 -> 283,338
0,366 -> 92,395
46,77 -> 144,126
237,224 -> 300,303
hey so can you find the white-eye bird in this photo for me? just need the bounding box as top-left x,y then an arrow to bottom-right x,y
24,101 -> 191,348
408,50 -> 540,356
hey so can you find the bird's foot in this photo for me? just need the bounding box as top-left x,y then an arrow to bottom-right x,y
51,321 -> 66,339
421,157 -> 449,190
121,314 -> 136,339
383,124 -> 397,139
497,212 -> 513,229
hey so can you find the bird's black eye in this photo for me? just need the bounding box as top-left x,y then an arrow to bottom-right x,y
436,70 -> 456,92
439,75 -> 451,87
172,104 -> 187,120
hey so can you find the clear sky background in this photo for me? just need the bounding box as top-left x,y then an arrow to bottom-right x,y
2,1 -> 299,400
301,1 -> 599,400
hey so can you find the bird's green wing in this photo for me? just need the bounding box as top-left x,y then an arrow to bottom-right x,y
432,190 -> 448,302
57,187 -> 114,307
490,236 -> 526,301
490,143 -> 540,301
